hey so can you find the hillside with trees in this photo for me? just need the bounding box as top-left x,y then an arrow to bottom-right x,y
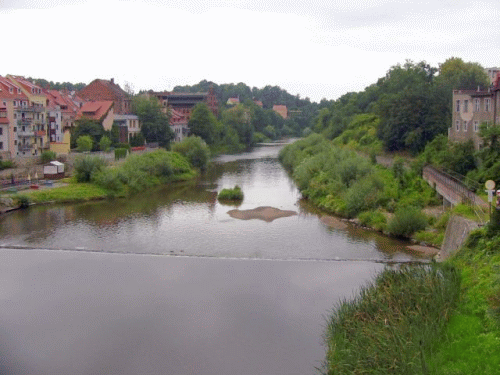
313,58 -> 489,154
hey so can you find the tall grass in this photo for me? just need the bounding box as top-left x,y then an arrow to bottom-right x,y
323,264 -> 461,375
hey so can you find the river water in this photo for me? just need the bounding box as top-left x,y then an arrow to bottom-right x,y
0,143 -> 422,375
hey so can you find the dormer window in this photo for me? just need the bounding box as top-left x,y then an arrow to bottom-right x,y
9,88 -> 13,94
17,89 -> 21,94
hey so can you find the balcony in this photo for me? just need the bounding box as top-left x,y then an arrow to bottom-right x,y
17,129 -> 35,137
34,130 -> 46,137
17,119 -> 33,126
16,106 -> 44,113
18,144 -> 33,151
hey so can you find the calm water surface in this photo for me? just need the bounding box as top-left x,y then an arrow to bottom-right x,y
0,144 -> 420,375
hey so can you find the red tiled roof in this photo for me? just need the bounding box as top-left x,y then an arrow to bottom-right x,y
273,104 -> 288,119
76,100 -> 114,121
78,79 -> 128,101
0,76 -> 28,101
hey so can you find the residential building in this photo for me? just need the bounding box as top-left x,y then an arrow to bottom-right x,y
486,67 -> 500,84
76,101 -> 114,131
78,78 -> 131,114
0,76 -> 24,158
5,75 -> 48,156
169,109 -> 189,142
273,104 -> 288,119
449,72 -> 500,149
114,114 -> 141,143
152,85 -> 218,121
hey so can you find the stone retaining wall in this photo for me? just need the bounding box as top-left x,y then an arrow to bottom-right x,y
438,215 -> 479,261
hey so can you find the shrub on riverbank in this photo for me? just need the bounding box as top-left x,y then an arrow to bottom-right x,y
386,205 -> 428,238
323,264 -> 461,375
218,186 -> 243,201
279,134 -> 436,225
171,136 -> 210,171
74,156 -> 107,182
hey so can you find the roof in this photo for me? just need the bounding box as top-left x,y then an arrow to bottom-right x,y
6,75 -> 44,96
227,97 -> 240,104
273,104 -> 288,119
0,76 -> 28,101
78,79 -> 129,102
76,100 -> 114,122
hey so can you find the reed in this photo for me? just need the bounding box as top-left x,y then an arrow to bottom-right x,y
323,264 -> 461,375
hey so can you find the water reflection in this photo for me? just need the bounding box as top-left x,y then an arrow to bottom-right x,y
1,144 -> 417,261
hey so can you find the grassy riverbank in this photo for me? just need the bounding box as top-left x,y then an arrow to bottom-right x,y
14,149 -> 197,205
323,264 -> 461,374
426,227 -> 500,374
322,225 -> 500,374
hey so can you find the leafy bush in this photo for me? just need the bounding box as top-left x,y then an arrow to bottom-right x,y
0,159 -> 14,170
114,148 -> 128,160
40,150 -> 57,164
252,132 -> 270,143
387,205 -> 428,238
99,135 -> 112,152
91,168 -> 124,196
218,185 -> 243,201
171,136 -> 210,171
16,195 -> 31,208
76,135 -> 93,152
115,143 -> 131,151
357,210 -> 387,231
129,133 -> 145,147
73,156 -> 106,182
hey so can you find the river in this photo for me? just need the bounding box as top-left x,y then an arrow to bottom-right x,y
0,143 -> 422,375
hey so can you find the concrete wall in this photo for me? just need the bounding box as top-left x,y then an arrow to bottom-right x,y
438,215 -> 479,261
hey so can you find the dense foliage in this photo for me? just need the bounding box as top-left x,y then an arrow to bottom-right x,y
40,150 -> 57,164
171,136 -> 210,171
279,135 -> 436,226
313,58 -> 489,154
217,185 -> 244,201
132,96 -> 174,148
71,118 -> 104,151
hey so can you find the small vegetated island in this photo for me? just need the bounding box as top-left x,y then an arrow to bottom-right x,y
217,185 -> 244,202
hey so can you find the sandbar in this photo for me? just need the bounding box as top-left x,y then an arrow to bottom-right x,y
227,206 -> 297,222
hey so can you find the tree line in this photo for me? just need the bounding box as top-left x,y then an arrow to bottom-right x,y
313,57 -> 489,154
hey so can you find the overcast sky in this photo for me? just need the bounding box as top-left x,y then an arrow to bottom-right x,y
1,0 -> 499,102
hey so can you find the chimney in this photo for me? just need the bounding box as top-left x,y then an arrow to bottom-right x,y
110,78 -> 114,84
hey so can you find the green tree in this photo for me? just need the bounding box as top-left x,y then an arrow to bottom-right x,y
72,118 -> 104,151
188,103 -> 220,145
132,96 -> 174,148
129,132 -> 145,147
77,135 -> 93,152
222,105 -> 254,147
99,136 -> 112,152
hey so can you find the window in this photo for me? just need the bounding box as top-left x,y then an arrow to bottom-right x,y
463,121 -> 468,131
474,121 -> 479,132
14,140 -> 17,145
456,100 -> 460,112
0,142 -> 3,150
486,98 -> 491,112
0,127 -> 2,135
456,120 -> 460,131
463,100 -> 469,113
474,98 -> 480,112
13,127 -> 16,132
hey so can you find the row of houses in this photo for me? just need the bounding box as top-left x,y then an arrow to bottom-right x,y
0,76 -> 219,159
449,67 -> 500,149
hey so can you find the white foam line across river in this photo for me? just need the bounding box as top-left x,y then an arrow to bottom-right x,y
0,244 -> 430,264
